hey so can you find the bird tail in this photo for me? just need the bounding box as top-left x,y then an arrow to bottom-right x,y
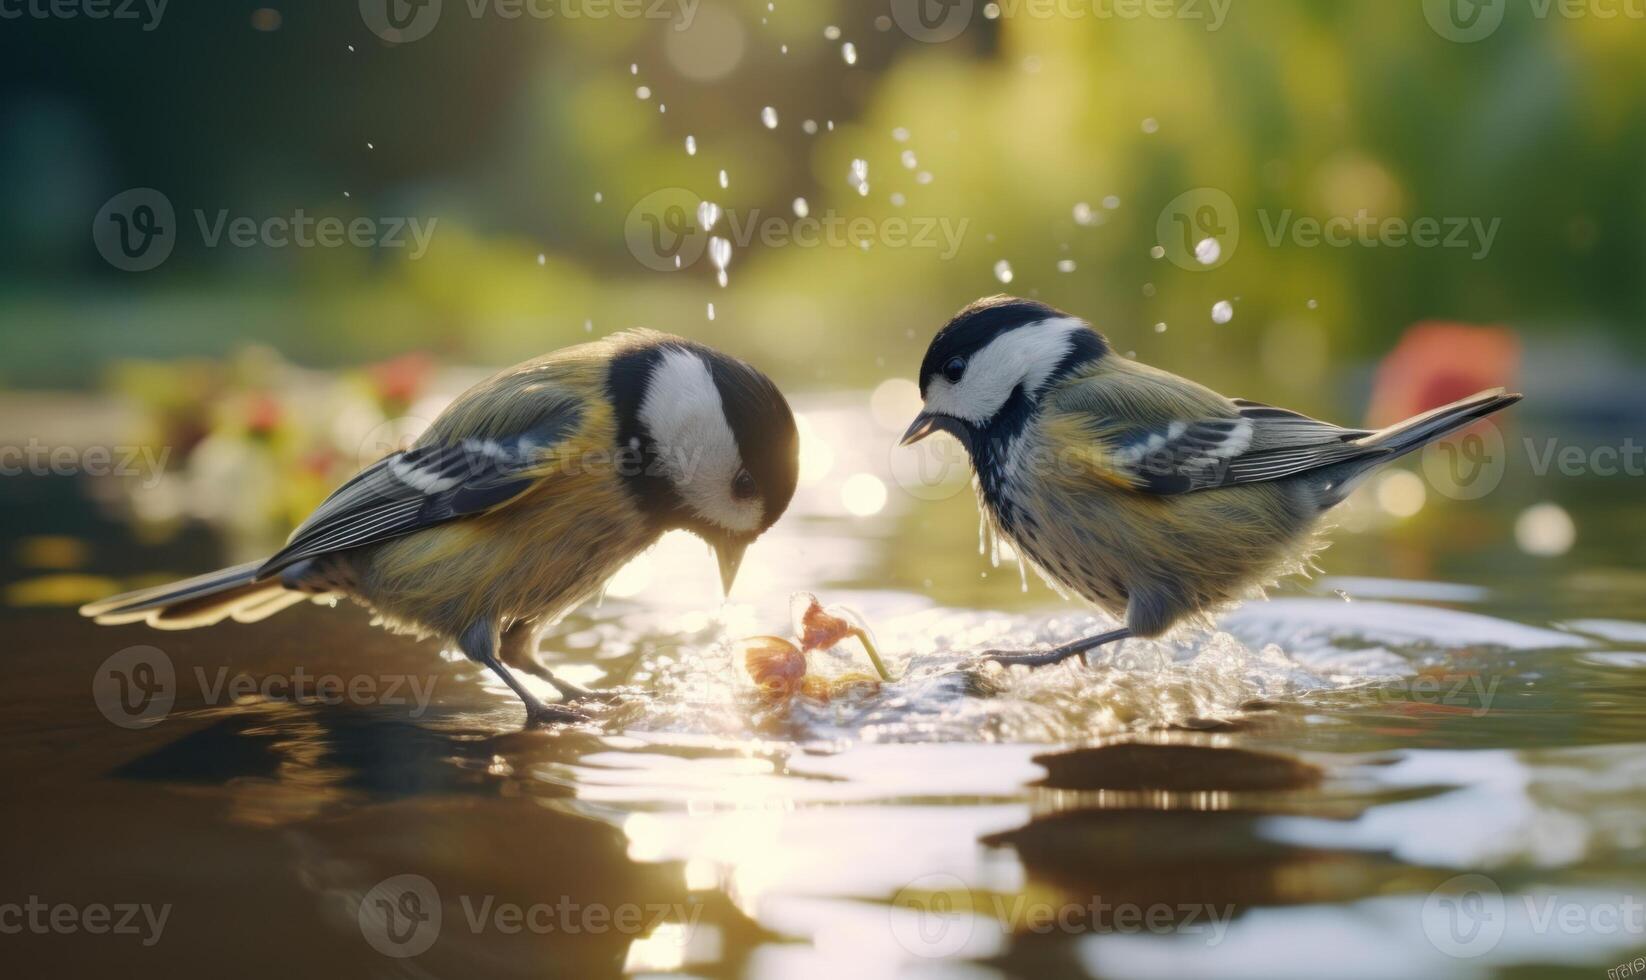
1362,387 -> 1523,460
79,559 -> 308,630
1319,387 -> 1522,506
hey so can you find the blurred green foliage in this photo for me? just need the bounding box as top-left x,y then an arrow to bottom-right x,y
1,0 -> 1643,409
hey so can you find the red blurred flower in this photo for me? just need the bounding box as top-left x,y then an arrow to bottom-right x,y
367,353 -> 434,410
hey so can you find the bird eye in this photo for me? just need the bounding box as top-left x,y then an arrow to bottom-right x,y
942,356 -> 967,385
732,468 -> 757,500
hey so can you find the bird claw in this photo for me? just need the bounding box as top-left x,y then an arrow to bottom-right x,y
979,648 -> 1082,669
525,703 -> 589,727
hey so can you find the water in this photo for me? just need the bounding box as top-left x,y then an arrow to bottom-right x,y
3,396 -> 1644,978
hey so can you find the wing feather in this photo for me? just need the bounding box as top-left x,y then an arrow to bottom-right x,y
255,398 -> 583,579
1047,368 -> 1385,495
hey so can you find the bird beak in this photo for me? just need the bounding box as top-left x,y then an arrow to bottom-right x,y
715,539 -> 748,597
901,412 -> 965,447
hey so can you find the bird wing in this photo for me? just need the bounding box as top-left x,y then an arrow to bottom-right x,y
1043,363 -> 1380,495
255,394 -> 585,579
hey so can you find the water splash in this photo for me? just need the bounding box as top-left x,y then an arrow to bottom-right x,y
1212,300 -> 1234,324
685,134 -> 696,156
841,42 -> 857,65
994,259 -> 1014,284
709,236 -> 732,287
760,106 -> 778,129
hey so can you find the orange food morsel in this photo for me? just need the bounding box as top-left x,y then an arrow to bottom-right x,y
738,635 -> 807,699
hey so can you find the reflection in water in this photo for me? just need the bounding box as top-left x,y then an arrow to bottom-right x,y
4,400 -> 1646,977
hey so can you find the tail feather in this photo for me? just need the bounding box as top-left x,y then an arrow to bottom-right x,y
1320,387 -> 1522,505
1363,387 -> 1523,459
79,559 -> 299,630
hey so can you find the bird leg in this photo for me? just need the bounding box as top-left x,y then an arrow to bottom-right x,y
460,620 -> 583,726
981,627 -> 1134,668
499,620 -> 632,705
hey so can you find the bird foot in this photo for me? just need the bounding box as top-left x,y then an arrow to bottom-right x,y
979,648 -> 1085,669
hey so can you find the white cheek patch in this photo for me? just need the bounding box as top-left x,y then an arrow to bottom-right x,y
639,349 -> 764,534
924,317 -> 1089,424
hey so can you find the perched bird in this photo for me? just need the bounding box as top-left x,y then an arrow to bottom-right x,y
902,296 -> 1521,666
83,331 -> 800,723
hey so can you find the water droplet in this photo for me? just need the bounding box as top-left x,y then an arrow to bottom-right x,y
1154,322 -> 1168,333
1103,195 -> 1121,210
593,191 -> 603,203
706,302 -> 715,321
802,119 -> 818,134
1057,259 -> 1076,273
718,169 -> 729,189
915,171 -> 932,185
696,200 -> 721,232
536,253 -> 546,266
892,127 -> 910,142
1211,300 -> 1234,324
889,192 -> 905,207
684,135 -> 696,156
841,42 -> 857,65
1141,117 -> 1159,134
1072,202 -> 1095,225
849,158 -> 869,196
984,2 -> 1001,18
760,106 -> 778,129
365,141 -> 374,150
346,43 -> 354,52
709,236 -> 732,287
792,197 -> 809,218
823,24 -> 840,39
994,259 -> 1014,284
1307,298 -> 1319,310
1149,245 -> 1166,259
1194,237 -> 1221,265
635,85 -> 651,100
629,63 -> 638,75
900,149 -> 917,169
584,318 -> 593,333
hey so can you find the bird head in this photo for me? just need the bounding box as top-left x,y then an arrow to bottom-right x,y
902,295 -> 1107,450
611,337 -> 799,597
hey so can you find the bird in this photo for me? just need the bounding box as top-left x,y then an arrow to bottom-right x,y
901,295 -> 1522,667
82,330 -> 800,724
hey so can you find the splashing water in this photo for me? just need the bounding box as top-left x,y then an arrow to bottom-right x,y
1212,300 -> 1234,324
1057,259 -> 1076,273
760,106 -> 778,129
1195,237 -> 1222,265
900,150 -> 917,169
849,158 -> 869,196
841,42 -> 857,65
994,259 -> 1014,284
718,169 -> 729,189
685,134 -> 696,156
792,197 -> 809,218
